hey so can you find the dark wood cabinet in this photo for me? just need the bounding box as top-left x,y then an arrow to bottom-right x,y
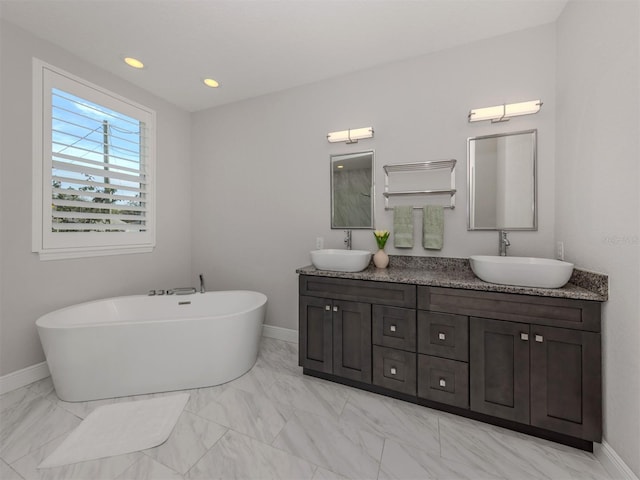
299,275 -> 603,449
332,299 -> 372,382
299,295 -> 372,383
470,317 -> 602,442
530,325 -> 601,440
470,317 -> 531,424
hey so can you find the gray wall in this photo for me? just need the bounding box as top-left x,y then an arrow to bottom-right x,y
0,20 -> 193,375
555,1 -> 639,475
191,23 -> 557,333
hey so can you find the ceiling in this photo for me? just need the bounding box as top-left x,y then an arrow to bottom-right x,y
0,0 -> 568,112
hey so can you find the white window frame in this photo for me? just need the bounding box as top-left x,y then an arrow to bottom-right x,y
32,59 -> 156,260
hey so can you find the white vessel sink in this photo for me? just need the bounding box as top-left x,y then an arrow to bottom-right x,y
469,255 -> 574,289
311,249 -> 372,273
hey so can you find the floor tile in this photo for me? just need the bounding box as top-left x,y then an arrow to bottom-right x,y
0,387 -> 41,415
197,386 -> 292,444
186,430 -> 316,479
439,415 -> 584,479
142,410 -> 226,474
255,337 -> 301,377
116,455 -> 184,480
340,388 -> 440,452
0,338 -> 616,480
0,396 -> 81,464
182,384 -> 228,415
10,434 -> 140,480
311,466 -> 350,480
0,459 -> 24,480
265,374 -> 349,420
379,437 -> 505,480
226,363 -> 282,397
27,377 -> 56,398
273,410 -> 384,479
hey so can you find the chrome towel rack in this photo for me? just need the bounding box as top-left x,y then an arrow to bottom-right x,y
383,159 -> 456,210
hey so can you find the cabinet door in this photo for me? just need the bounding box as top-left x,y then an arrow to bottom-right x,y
530,326 -> 602,441
333,300 -> 372,383
470,317 -> 530,424
299,296 -> 332,373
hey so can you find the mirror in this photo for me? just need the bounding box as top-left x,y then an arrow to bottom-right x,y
467,129 -> 537,230
331,150 -> 374,229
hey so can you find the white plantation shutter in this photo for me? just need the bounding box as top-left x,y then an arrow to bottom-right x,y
33,60 -> 156,259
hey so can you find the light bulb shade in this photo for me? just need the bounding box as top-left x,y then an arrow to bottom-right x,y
468,100 -> 542,123
327,126 -> 374,143
504,100 -> 542,117
123,57 -> 144,69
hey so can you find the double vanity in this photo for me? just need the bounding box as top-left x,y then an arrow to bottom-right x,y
296,256 -> 607,451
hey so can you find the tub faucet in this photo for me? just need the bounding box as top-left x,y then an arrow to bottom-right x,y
499,230 -> 510,256
199,274 -> 205,294
344,230 -> 352,250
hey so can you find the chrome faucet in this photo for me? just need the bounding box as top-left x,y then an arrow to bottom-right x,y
499,230 -> 511,256
199,274 -> 205,293
344,230 -> 352,250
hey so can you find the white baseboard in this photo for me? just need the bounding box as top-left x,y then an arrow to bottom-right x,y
596,440 -> 639,480
0,361 -> 50,395
262,324 -> 298,344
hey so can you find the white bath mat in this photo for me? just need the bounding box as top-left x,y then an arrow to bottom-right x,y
38,393 -> 189,468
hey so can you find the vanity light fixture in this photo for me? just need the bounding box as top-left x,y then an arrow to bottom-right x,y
327,126 -> 374,144
468,100 -> 542,123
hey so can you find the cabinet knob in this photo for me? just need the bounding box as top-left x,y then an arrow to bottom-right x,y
325,305 -> 331,311
390,325 -> 397,332
438,332 -> 446,341
439,378 -> 446,387
333,306 -> 338,312
390,367 -> 397,375
535,335 -> 544,343
520,333 -> 529,341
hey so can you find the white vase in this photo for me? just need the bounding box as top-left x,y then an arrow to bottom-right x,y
373,249 -> 389,268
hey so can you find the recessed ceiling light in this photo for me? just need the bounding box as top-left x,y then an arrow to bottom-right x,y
124,57 -> 144,69
203,78 -> 220,88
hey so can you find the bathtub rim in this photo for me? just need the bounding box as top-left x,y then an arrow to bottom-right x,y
36,290 -> 268,329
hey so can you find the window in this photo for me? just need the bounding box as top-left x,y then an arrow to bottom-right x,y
32,59 -> 156,260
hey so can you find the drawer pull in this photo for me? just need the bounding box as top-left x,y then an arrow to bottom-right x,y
390,367 -> 397,375
333,306 -> 338,312
325,305 -> 331,311
535,335 -> 544,343
390,325 -> 397,332
520,333 -> 529,341
439,378 -> 446,387
438,332 -> 446,341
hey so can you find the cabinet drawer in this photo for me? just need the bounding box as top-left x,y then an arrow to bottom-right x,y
417,311 -> 468,361
418,355 -> 469,409
418,286 -> 600,332
372,346 -> 417,396
300,275 -> 416,308
373,306 -> 416,352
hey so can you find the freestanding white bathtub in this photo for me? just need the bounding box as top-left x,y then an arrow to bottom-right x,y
36,290 -> 267,402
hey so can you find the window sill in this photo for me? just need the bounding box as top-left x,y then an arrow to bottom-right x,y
35,245 -> 154,261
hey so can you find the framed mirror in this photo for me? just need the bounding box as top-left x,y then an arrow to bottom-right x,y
330,150 -> 374,229
467,129 -> 537,230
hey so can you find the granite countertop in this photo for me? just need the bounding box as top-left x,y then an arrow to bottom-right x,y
296,256 -> 608,302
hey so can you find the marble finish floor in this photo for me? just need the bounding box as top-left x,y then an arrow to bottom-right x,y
0,337 -> 613,480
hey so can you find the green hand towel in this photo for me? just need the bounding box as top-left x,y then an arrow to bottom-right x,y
423,205 -> 444,250
393,206 -> 414,248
